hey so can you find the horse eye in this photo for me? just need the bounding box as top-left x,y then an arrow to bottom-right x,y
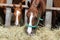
34,17 -> 37,19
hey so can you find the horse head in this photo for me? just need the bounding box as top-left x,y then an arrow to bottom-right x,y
26,7 -> 38,35
26,0 -> 46,35
14,3 -> 22,26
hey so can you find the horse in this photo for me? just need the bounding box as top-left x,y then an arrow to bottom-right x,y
26,0 -> 46,35
52,0 -> 60,28
12,0 -> 26,26
0,0 -> 6,12
0,0 -> 6,24
0,0 -> 25,25
13,3 -> 23,26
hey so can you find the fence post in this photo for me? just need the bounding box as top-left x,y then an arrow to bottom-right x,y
45,0 -> 53,28
5,0 -> 12,27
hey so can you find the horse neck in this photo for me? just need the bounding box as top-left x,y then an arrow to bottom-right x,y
31,0 -> 40,8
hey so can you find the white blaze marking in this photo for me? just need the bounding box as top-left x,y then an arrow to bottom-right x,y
27,12 -> 33,34
15,10 -> 20,25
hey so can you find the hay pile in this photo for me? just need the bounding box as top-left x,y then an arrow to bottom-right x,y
0,26 -> 60,40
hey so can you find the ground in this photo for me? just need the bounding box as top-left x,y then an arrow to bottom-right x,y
0,25 -> 60,40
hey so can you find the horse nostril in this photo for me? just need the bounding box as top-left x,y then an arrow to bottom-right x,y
27,27 -> 32,35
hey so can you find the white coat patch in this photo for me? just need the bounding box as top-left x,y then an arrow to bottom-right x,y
15,10 -> 21,25
27,12 -> 33,34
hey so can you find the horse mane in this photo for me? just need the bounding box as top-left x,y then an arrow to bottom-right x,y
30,0 -> 46,13
39,0 -> 46,13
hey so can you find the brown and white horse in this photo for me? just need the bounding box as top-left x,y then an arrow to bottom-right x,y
0,0 -> 24,25
13,3 -> 23,26
13,0 -> 26,26
52,0 -> 60,28
0,0 -> 6,13
26,0 -> 46,35
0,0 -> 6,24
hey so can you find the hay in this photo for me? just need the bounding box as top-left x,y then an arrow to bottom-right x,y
0,26 -> 60,40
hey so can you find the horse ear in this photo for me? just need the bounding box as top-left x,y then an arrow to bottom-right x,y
13,4 -> 16,9
19,3 -> 23,9
22,0 -> 25,2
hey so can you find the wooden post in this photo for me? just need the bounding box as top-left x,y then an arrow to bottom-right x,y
5,0 -> 12,27
25,9 -> 28,25
45,0 -> 53,28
